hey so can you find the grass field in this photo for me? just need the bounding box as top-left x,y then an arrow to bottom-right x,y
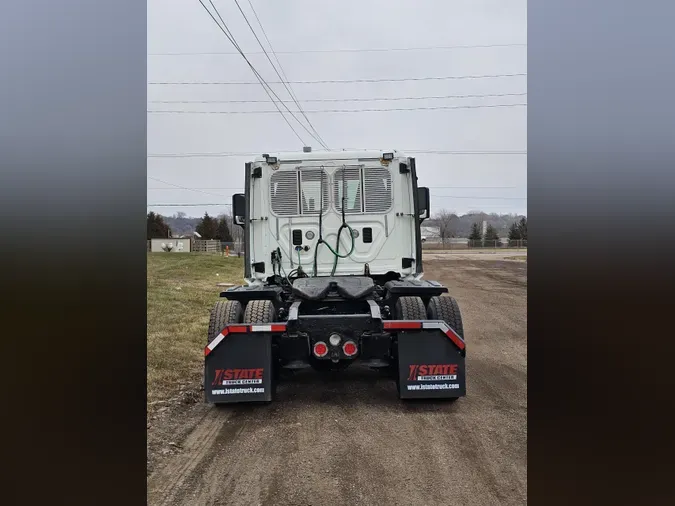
147,253 -> 243,405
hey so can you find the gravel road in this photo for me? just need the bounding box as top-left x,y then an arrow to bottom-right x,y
147,257 -> 527,506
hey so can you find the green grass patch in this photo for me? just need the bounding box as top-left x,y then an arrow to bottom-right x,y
147,253 -> 244,403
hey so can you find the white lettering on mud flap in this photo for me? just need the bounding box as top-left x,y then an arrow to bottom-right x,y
212,387 -> 265,395
221,378 -> 263,385
406,383 -> 460,391
416,375 -> 457,381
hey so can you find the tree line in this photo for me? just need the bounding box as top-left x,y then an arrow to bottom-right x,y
147,212 -> 234,242
466,217 -> 527,247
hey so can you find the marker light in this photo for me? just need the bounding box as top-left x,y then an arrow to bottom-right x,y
382,152 -> 394,161
266,156 -> 278,164
343,341 -> 358,357
313,341 -> 328,357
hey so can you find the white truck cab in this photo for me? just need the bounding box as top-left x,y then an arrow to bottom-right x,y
232,150 -> 430,284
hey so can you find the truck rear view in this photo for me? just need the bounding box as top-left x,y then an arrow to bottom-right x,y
204,150 -> 466,403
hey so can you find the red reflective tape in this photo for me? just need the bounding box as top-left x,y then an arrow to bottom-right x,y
445,328 -> 466,351
204,346 -> 212,357
384,321 -> 423,330
227,325 -> 249,333
270,324 -> 286,332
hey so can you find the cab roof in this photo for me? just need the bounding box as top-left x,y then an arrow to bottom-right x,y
252,149 -> 407,164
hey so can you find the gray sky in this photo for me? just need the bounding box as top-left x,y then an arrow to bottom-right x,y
147,0 -> 527,217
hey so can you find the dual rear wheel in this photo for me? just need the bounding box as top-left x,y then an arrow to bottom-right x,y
394,295 -> 464,339
393,295 -> 464,400
207,299 -> 277,345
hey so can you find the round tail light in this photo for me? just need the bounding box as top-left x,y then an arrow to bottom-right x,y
343,341 -> 358,357
313,341 -> 328,357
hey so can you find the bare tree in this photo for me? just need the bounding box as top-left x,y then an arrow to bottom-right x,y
435,210 -> 458,245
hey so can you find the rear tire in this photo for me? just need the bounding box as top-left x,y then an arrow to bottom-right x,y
243,300 -> 279,399
427,296 -> 464,339
207,300 -> 243,344
393,296 -> 425,395
394,296 -> 426,320
243,299 -> 277,323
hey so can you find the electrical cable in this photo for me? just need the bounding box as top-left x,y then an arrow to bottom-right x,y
313,168 -> 325,277
148,103 -> 527,114
148,72 -> 527,85
197,0 -> 311,146
148,92 -> 528,104
204,0 -> 328,149
235,0 -> 329,149
148,43 -> 528,56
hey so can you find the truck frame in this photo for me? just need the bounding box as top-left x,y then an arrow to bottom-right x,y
204,150 -> 466,403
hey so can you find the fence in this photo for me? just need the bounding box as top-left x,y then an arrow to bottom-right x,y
192,240 -> 222,253
147,239 -> 525,254
422,239 -> 527,251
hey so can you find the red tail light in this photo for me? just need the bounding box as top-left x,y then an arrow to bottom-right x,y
343,341 -> 358,357
313,341 -> 328,357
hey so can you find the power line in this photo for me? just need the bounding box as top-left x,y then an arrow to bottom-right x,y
149,186 -> 521,190
431,195 -> 527,200
408,150 -> 527,155
147,176 -> 229,199
148,103 -> 527,114
148,203 -> 232,207
198,0 -> 317,147
148,72 -> 527,85
148,92 -> 528,104
234,0 -> 329,149
148,43 -> 527,56
147,150 -> 527,158
148,194 -> 528,207
203,0 -> 329,150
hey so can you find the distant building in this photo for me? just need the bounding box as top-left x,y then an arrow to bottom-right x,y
149,238 -> 191,253
420,226 -> 440,242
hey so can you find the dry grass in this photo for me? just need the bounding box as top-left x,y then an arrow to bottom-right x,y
504,256 -> 528,262
147,253 -> 244,404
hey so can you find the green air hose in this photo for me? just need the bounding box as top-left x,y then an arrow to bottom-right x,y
312,167 -> 356,276
311,223 -> 355,277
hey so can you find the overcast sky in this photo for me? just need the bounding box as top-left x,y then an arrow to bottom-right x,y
147,0 -> 527,217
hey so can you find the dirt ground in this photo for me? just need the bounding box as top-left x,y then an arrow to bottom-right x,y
147,257 -> 527,506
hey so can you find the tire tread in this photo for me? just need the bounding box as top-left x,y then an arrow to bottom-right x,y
427,296 -> 464,339
207,300 -> 243,344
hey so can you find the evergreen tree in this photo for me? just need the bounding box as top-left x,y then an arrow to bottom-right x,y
147,212 -> 171,239
216,216 -> 233,242
508,222 -> 521,241
518,217 -> 527,240
468,222 -> 483,248
196,212 -> 218,239
484,224 -> 502,247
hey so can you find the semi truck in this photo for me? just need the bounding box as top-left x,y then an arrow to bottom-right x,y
204,150 -> 466,403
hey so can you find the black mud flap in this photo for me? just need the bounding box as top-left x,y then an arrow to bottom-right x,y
397,329 -> 466,399
204,332 -> 274,404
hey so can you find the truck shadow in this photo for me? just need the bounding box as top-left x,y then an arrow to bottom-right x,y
218,364 -> 461,414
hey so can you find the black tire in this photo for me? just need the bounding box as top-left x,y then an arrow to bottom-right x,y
394,296 -> 426,320
207,300 -> 243,344
427,296 -> 464,339
243,299 -> 277,324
